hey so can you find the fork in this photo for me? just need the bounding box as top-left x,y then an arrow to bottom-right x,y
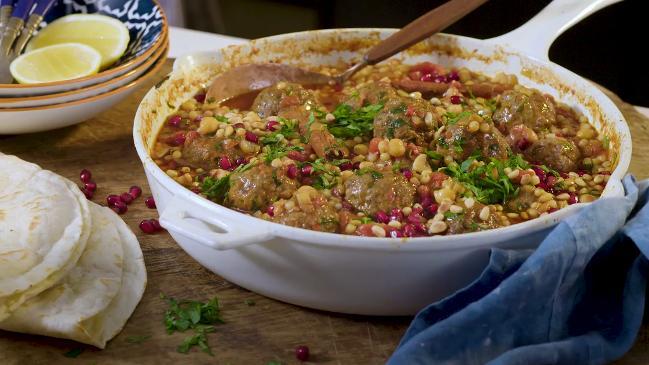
0,0 -> 58,84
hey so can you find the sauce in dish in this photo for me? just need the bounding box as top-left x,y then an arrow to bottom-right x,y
153,60 -> 614,238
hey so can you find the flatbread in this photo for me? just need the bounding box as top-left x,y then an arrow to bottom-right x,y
0,204 -> 124,346
0,163 -> 90,321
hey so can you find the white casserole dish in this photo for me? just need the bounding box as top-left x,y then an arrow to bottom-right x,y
134,0 -> 630,315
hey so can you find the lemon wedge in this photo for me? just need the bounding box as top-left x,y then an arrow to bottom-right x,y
26,14 -> 130,69
10,43 -> 101,84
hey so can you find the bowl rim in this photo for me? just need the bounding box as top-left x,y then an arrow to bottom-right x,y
134,28 -> 631,251
0,35 -> 168,104
1,46 -> 167,112
0,0 -> 168,90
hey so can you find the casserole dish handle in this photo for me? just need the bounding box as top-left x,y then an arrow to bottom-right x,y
486,0 -> 621,61
159,196 -> 274,250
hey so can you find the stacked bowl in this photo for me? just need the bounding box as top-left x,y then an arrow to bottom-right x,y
0,0 -> 168,134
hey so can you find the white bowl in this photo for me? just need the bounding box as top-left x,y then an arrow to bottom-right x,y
0,50 -> 167,135
134,1 -> 630,315
0,41 -> 167,109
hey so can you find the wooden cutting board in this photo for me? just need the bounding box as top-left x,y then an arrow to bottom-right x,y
0,60 -> 647,365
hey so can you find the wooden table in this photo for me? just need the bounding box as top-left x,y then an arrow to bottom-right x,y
1,60 -> 648,365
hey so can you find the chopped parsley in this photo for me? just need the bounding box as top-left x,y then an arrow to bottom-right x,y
390,103 -> 407,114
360,216 -> 373,224
443,154 -> 527,204
386,118 -> 406,138
327,103 -> 384,138
443,211 -> 462,220
63,348 -> 84,358
262,144 -> 303,164
452,136 -> 465,153
484,98 -> 498,112
126,334 -> 152,344
201,161 -> 254,203
215,115 -> 229,123
304,158 -> 340,190
444,111 -> 472,125
261,118 -> 299,145
162,294 -> 224,356
425,150 -> 443,161
301,112 -> 317,143
356,168 -> 383,180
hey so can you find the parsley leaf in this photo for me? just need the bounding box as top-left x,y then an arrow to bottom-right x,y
63,348 -> 84,358
215,115 -> 229,123
201,176 -> 231,203
162,294 -> 224,356
261,118 -> 299,145
262,145 -> 303,164
305,158 -> 340,190
425,150 -> 443,160
443,156 -> 523,204
327,103 -> 384,138
356,168 -> 383,180
301,112 -> 317,143
484,98 -> 498,112
126,335 -> 152,344
444,111 -> 472,125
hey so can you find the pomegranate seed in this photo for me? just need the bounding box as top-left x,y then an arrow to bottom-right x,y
301,165 -> 313,176
266,121 -> 280,131
80,169 -> 92,183
301,176 -> 313,185
295,345 -> 310,362
420,73 -> 434,82
112,200 -> 128,214
287,150 -> 307,162
402,169 -> 413,180
568,193 -> 578,205
139,219 -> 157,234
120,192 -> 134,204
375,211 -> 390,224
352,162 -> 361,170
333,83 -> 343,92
150,219 -> 162,231
390,208 -> 403,221
577,170 -> 587,176
267,205 -> 275,217
145,196 -> 156,209
532,166 -> 546,182
411,206 -> 424,216
106,194 -> 121,206
450,95 -> 462,104
234,156 -> 246,167
129,185 -> 142,199
414,223 -> 427,233
389,229 -> 404,238
84,181 -> 97,192
287,165 -> 298,179
245,131 -> 259,144
433,75 -> 448,83
81,188 -> 93,200
407,214 -> 424,224
166,132 -> 186,146
447,70 -> 460,81
219,156 -> 232,170
420,196 -> 434,208
342,201 -> 353,210
339,161 -> 353,171
194,93 -> 206,103
167,115 -> 182,128
403,224 -> 418,237
548,208 -> 559,214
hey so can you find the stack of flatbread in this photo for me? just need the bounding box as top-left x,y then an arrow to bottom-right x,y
0,154 -> 147,348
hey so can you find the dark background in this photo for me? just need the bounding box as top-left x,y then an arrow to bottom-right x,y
166,0 -> 648,106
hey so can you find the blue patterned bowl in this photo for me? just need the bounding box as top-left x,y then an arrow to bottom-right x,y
0,0 -> 167,96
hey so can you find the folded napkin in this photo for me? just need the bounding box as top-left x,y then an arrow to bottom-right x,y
388,175 -> 649,365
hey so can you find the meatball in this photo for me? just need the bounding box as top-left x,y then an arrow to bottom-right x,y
341,81 -> 397,109
251,82 -> 317,118
180,134 -> 244,170
524,137 -> 581,172
226,164 -> 298,212
436,116 -> 509,161
344,171 -> 415,215
493,90 -> 556,134
270,186 -> 339,233
372,96 -> 435,144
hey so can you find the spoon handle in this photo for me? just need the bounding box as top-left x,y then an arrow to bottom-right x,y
12,0 -> 58,55
364,0 -> 488,65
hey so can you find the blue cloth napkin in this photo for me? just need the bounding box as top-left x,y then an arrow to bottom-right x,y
388,175 -> 649,365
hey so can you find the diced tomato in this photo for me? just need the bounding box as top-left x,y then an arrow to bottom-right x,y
356,224 -> 375,237
369,137 -> 382,154
406,104 -> 415,117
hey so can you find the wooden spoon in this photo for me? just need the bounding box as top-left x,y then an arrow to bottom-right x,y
206,0 -> 488,103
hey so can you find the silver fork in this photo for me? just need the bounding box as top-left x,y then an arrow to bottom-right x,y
0,0 -> 57,84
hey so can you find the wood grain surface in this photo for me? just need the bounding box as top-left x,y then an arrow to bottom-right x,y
0,60 -> 647,365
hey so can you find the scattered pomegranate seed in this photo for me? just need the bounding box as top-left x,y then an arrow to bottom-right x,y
407,213 -> 424,224
80,169 -> 92,183
167,132 -> 186,146
167,115 -> 182,128
425,203 -> 439,217
84,181 -> 97,192
151,219 -> 162,231
339,161 -> 353,171
301,164 -> 313,176
245,131 -> 259,144
420,196 -> 434,208
403,224 -> 419,237
295,345 -> 310,362
420,73 -> 434,82
450,95 -> 462,104
447,70 -> 460,81
375,211 -> 390,224
81,188 -> 93,200
139,219 -> 163,234
287,164 -> 298,179
402,169 -> 413,180
287,150 -> 307,162
390,208 -> 403,222
194,93 -> 206,103
112,200 -> 128,214
342,201 -> 353,210
333,83 -> 343,92
129,185 -> 142,199
120,192 -> 134,204
106,194 -> 121,206
568,193 -> 578,205
266,120 -> 280,131
145,196 -> 156,209
433,75 -> 447,83
267,205 -> 275,217
219,156 -> 232,170
234,156 -> 247,167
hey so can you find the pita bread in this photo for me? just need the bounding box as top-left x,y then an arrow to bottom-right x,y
0,162 -> 90,321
